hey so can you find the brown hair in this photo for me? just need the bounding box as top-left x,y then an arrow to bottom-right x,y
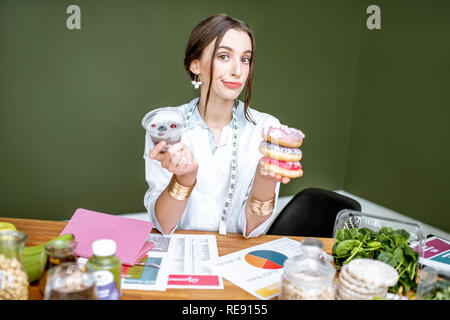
184,13 -> 256,124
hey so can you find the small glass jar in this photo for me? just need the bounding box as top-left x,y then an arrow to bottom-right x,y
86,239 -> 122,300
38,238 -> 77,296
279,255 -> 336,300
142,107 -> 186,153
300,238 -> 324,258
45,262 -> 96,300
0,230 -> 29,300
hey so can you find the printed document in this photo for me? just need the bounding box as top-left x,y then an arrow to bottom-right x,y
205,237 -> 303,299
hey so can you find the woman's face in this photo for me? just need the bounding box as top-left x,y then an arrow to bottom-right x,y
192,28 -> 252,102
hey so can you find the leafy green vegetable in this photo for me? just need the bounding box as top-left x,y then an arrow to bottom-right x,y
335,239 -> 361,257
424,279 -> 450,300
332,224 -> 419,293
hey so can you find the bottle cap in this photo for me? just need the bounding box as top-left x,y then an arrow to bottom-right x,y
92,239 -> 116,257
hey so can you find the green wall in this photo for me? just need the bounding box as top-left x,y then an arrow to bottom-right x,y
0,0 -> 361,220
344,0 -> 450,232
1,1 -> 448,232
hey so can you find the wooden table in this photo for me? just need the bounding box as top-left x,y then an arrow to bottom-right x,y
1,217 -> 335,300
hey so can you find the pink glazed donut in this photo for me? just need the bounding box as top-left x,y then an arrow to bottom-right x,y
261,125 -> 305,148
260,157 -> 303,178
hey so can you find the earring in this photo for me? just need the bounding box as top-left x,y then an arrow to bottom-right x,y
191,74 -> 202,89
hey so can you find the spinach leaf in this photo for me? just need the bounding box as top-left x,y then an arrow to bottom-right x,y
427,279 -> 450,300
335,239 -> 361,257
336,229 -> 346,242
367,241 -> 382,249
378,250 -> 397,267
332,224 -> 420,294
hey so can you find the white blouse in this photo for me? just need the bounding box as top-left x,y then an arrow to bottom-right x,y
142,97 -> 281,237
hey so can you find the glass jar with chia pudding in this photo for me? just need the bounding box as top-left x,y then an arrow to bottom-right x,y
142,107 -> 185,153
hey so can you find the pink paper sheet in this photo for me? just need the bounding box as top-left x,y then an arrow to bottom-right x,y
60,208 -> 154,266
136,241 -> 155,262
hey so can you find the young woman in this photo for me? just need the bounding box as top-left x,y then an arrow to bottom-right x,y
142,14 -> 301,237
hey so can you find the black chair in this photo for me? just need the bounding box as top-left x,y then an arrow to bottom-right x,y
266,187 -> 362,238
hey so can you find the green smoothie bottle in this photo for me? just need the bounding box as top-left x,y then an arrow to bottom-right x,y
86,239 -> 121,300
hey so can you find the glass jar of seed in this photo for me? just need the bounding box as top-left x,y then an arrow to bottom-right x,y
0,230 -> 29,300
279,255 -> 336,300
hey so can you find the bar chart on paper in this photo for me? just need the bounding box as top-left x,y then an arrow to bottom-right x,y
244,250 -> 288,269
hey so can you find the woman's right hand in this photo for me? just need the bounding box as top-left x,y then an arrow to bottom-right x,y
149,141 -> 198,186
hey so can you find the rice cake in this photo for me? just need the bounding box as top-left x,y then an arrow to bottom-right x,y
337,279 -> 387,300
345,258 -> 399,289
338,277 -> 387,298
339,265 -> 388,295
336,259 -> 398,300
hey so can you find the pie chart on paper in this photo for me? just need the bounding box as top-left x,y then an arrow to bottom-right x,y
244,250 -> 288,269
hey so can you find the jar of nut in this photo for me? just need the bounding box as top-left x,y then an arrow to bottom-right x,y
38,238 -> 77,297
0,230 -> 29,300
279,255 -> 336,300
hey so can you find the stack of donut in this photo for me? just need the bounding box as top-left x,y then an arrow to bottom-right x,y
259,124 -> 305,178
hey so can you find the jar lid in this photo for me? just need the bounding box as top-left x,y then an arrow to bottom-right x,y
283,255 -> 336,287
142,107 -> 186,131
0,230 -> 27,244
301,238 -> 324,249
45,239 -> 77,258
92,239 -> 116,257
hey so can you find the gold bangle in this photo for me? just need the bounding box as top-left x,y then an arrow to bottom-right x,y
249,194 -> 275,216
167,175 -> 196,200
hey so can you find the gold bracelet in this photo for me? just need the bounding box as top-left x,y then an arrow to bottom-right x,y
167,175 -> 196,200
249,194 -> 275,216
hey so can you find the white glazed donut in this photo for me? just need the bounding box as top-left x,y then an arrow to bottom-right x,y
259,141 -> 302,162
